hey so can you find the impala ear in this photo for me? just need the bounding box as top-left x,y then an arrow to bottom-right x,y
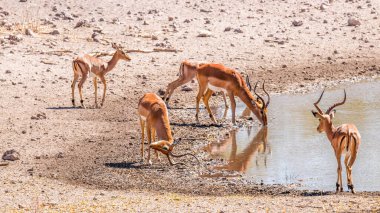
312,110 -> 323,118
329,109 -> 336,119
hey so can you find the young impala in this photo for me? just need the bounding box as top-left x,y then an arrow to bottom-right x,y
138,93 -> 198,165
195,63 -> 270,125
71,43 -> 131,108
163,60 -> 228,108
312,89 -> 361,193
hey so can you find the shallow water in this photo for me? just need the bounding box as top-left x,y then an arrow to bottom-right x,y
204,81 -> 380,191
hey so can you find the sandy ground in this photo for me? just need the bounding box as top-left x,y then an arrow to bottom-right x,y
1,0 -> 380,211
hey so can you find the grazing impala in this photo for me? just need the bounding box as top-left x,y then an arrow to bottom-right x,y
71,43 -> 131,108
312,89 -> 361,193
195,63 -> 270,125
163,60 -> 228,108
138,93 -> 198,165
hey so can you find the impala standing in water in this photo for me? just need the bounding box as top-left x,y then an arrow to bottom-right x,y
312,89 -> 361,193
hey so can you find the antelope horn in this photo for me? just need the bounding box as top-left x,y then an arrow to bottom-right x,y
246,75 -> 252,91
326,89 -> 346,114
313,89 -> 325,114
262,81 -> 270,108
254,81 -> 266,110
169,152 -> 200,165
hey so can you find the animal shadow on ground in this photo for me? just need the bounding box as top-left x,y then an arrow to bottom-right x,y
171,122 -> 223,128
105,161 -> 165,170
46,106 -> 82,110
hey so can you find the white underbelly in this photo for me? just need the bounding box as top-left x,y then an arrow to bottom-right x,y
140,116 -> 147,121
208,83 -> 227,93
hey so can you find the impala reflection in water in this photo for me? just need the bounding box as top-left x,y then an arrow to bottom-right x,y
203,80 -> 380,191
204,127 -> 270,173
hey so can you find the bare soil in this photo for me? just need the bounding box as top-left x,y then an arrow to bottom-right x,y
1,0 -> 380,211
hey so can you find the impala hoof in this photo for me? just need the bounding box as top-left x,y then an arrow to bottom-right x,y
348,184 -> 355,194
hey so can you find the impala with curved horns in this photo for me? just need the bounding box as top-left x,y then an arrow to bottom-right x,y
195,63 -> 270,125
138,93 -> 199,165
311,89 -> 361,194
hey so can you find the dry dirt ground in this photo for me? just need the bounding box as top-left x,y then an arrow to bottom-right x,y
1,0 -> 380,212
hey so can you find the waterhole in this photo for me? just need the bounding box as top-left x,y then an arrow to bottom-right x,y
204,81 -> 380,191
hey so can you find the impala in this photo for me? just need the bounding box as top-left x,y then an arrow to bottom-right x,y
138,93 -> 198,165
195,63 -> 270,125
163,60 -> 228,108
71,43 -> 131,108
312,89 -> 361,194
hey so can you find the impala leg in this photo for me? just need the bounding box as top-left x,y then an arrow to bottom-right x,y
344,154 -> 352,192
151,128 -> 160,161
196,80 -> 208,123
139,118 -> 145,162
78,74 -> 88,109
222,92 -> 229,109
100,76 -> 107,107
347,143 -> 358,194
164,79 -> 181,104
336,153 -> 343,193
146,123 -> 152,165
228,92 -> 237,124
203,89 -> 217,124
93,77 -> 98,108
71,73 -> 79,106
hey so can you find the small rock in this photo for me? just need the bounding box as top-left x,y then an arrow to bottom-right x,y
112,18 -> 120,24
197,30 -> 212,37
56,152 -> 64,158
49,29 -> 60,35
2,150 -> 20,161
181,85 -> 193,92
320,3 -> 329,11
168,16 -> 174,21
74,20 -> 90,28
292,20 -> 303,27
234,28 -> 243,33
8,34 -> 23,42
348,18 -> 360,26
158,89 -> 165,96
19,0 -> 27,2
25,28 -> 35,37
224,27 -> 232,32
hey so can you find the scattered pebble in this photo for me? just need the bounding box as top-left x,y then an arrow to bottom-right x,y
348,18 -> 361,26
292,20 -> 303,27
197,30 -> 212,37
2,150 -> 20,161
